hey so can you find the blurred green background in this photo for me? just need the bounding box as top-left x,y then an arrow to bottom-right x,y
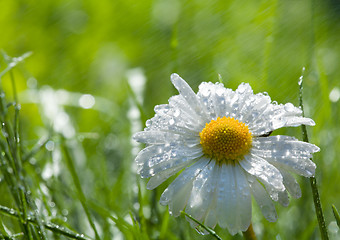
0,0 -> 340,239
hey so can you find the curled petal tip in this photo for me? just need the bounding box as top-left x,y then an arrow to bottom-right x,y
171,73 -> 180,78
132,132 -> 139,141
170,73 -> 183,86
304,118 -> 315,126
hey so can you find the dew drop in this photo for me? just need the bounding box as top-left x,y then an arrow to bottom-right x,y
62,209 -> 69,216
298,72 -> 304,86
284,103 -> 295,112
216,88 -> 224,96
169,118 -> 175,125
173,109 -> 180,117
237,84 -> 247,93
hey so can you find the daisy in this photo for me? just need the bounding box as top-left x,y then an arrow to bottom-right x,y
133,74 -> 319,235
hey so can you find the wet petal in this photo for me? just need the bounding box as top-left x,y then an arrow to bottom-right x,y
252,136 -> 318,177
145,103 -> 203,134
160,159 -> 209,217
146,159 -> 196,190
197,82 -> 234,119
171,74 -> 205,117
240,154 -> 285,191
280,169 -> 301,199
216,164 -> 251,235
137,144 -> 203,178
133,130 -> 200,146
186,160 -> 218,222
247,175 -> 277,222
249,103 -> 315,136
277,190 -> 290,207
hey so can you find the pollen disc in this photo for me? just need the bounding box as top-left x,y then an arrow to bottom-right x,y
199,116 -> 252,163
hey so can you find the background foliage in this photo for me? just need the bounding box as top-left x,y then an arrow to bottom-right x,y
0,0 -> 340,239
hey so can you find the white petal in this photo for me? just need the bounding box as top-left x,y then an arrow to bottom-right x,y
253,135 -> 320,153
277,190 -> 290,207
146,158 -> 196,190
236,83 -> 254,95
240,154 -> 285,191
168,180 -> 193,217
133,130 -> 200,146
216,164 -> 232,229
248,102 -> 315,136
186,160 -> 221,224
279,169 -> 302,199
145,104 -> 201,135
252,136 -> 318,177
233,164 -> 252,232
168,95 -> 205,129
133,131 -> 180,144
137,144 -> 203,178
170,74 -> 204,117
217,164 -> 251,235
257,176 -> 288,205
203,190 -> 218,229
160,158 -> 209,217
197,82 -> 233,119
237,92 -> 272,124
247,175 -> 277,222
284,116 -> 315,127
261,181 -> 283,202
227,83 -> 258,121
135,145 -> 161,164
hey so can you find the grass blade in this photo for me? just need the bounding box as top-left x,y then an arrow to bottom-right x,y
332,205 -> 340,228
298,70 -> 329,240
62,139 -> 101,240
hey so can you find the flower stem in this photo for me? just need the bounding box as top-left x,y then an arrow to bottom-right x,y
243,223 -> 257,240
298,72 -> 329,240
309,177 -> 328,240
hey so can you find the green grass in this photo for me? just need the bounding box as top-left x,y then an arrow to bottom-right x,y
1,0 -> 340,239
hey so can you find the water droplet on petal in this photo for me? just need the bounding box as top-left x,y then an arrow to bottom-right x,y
216,88 -> 224,96
173,109 -> 180,117
169,118 -> 175,125
284,103 -> 295,112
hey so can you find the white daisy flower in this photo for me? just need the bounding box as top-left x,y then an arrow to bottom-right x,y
133,74 -> 319,235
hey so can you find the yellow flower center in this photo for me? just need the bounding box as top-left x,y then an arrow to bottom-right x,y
199,116 -> 252,163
